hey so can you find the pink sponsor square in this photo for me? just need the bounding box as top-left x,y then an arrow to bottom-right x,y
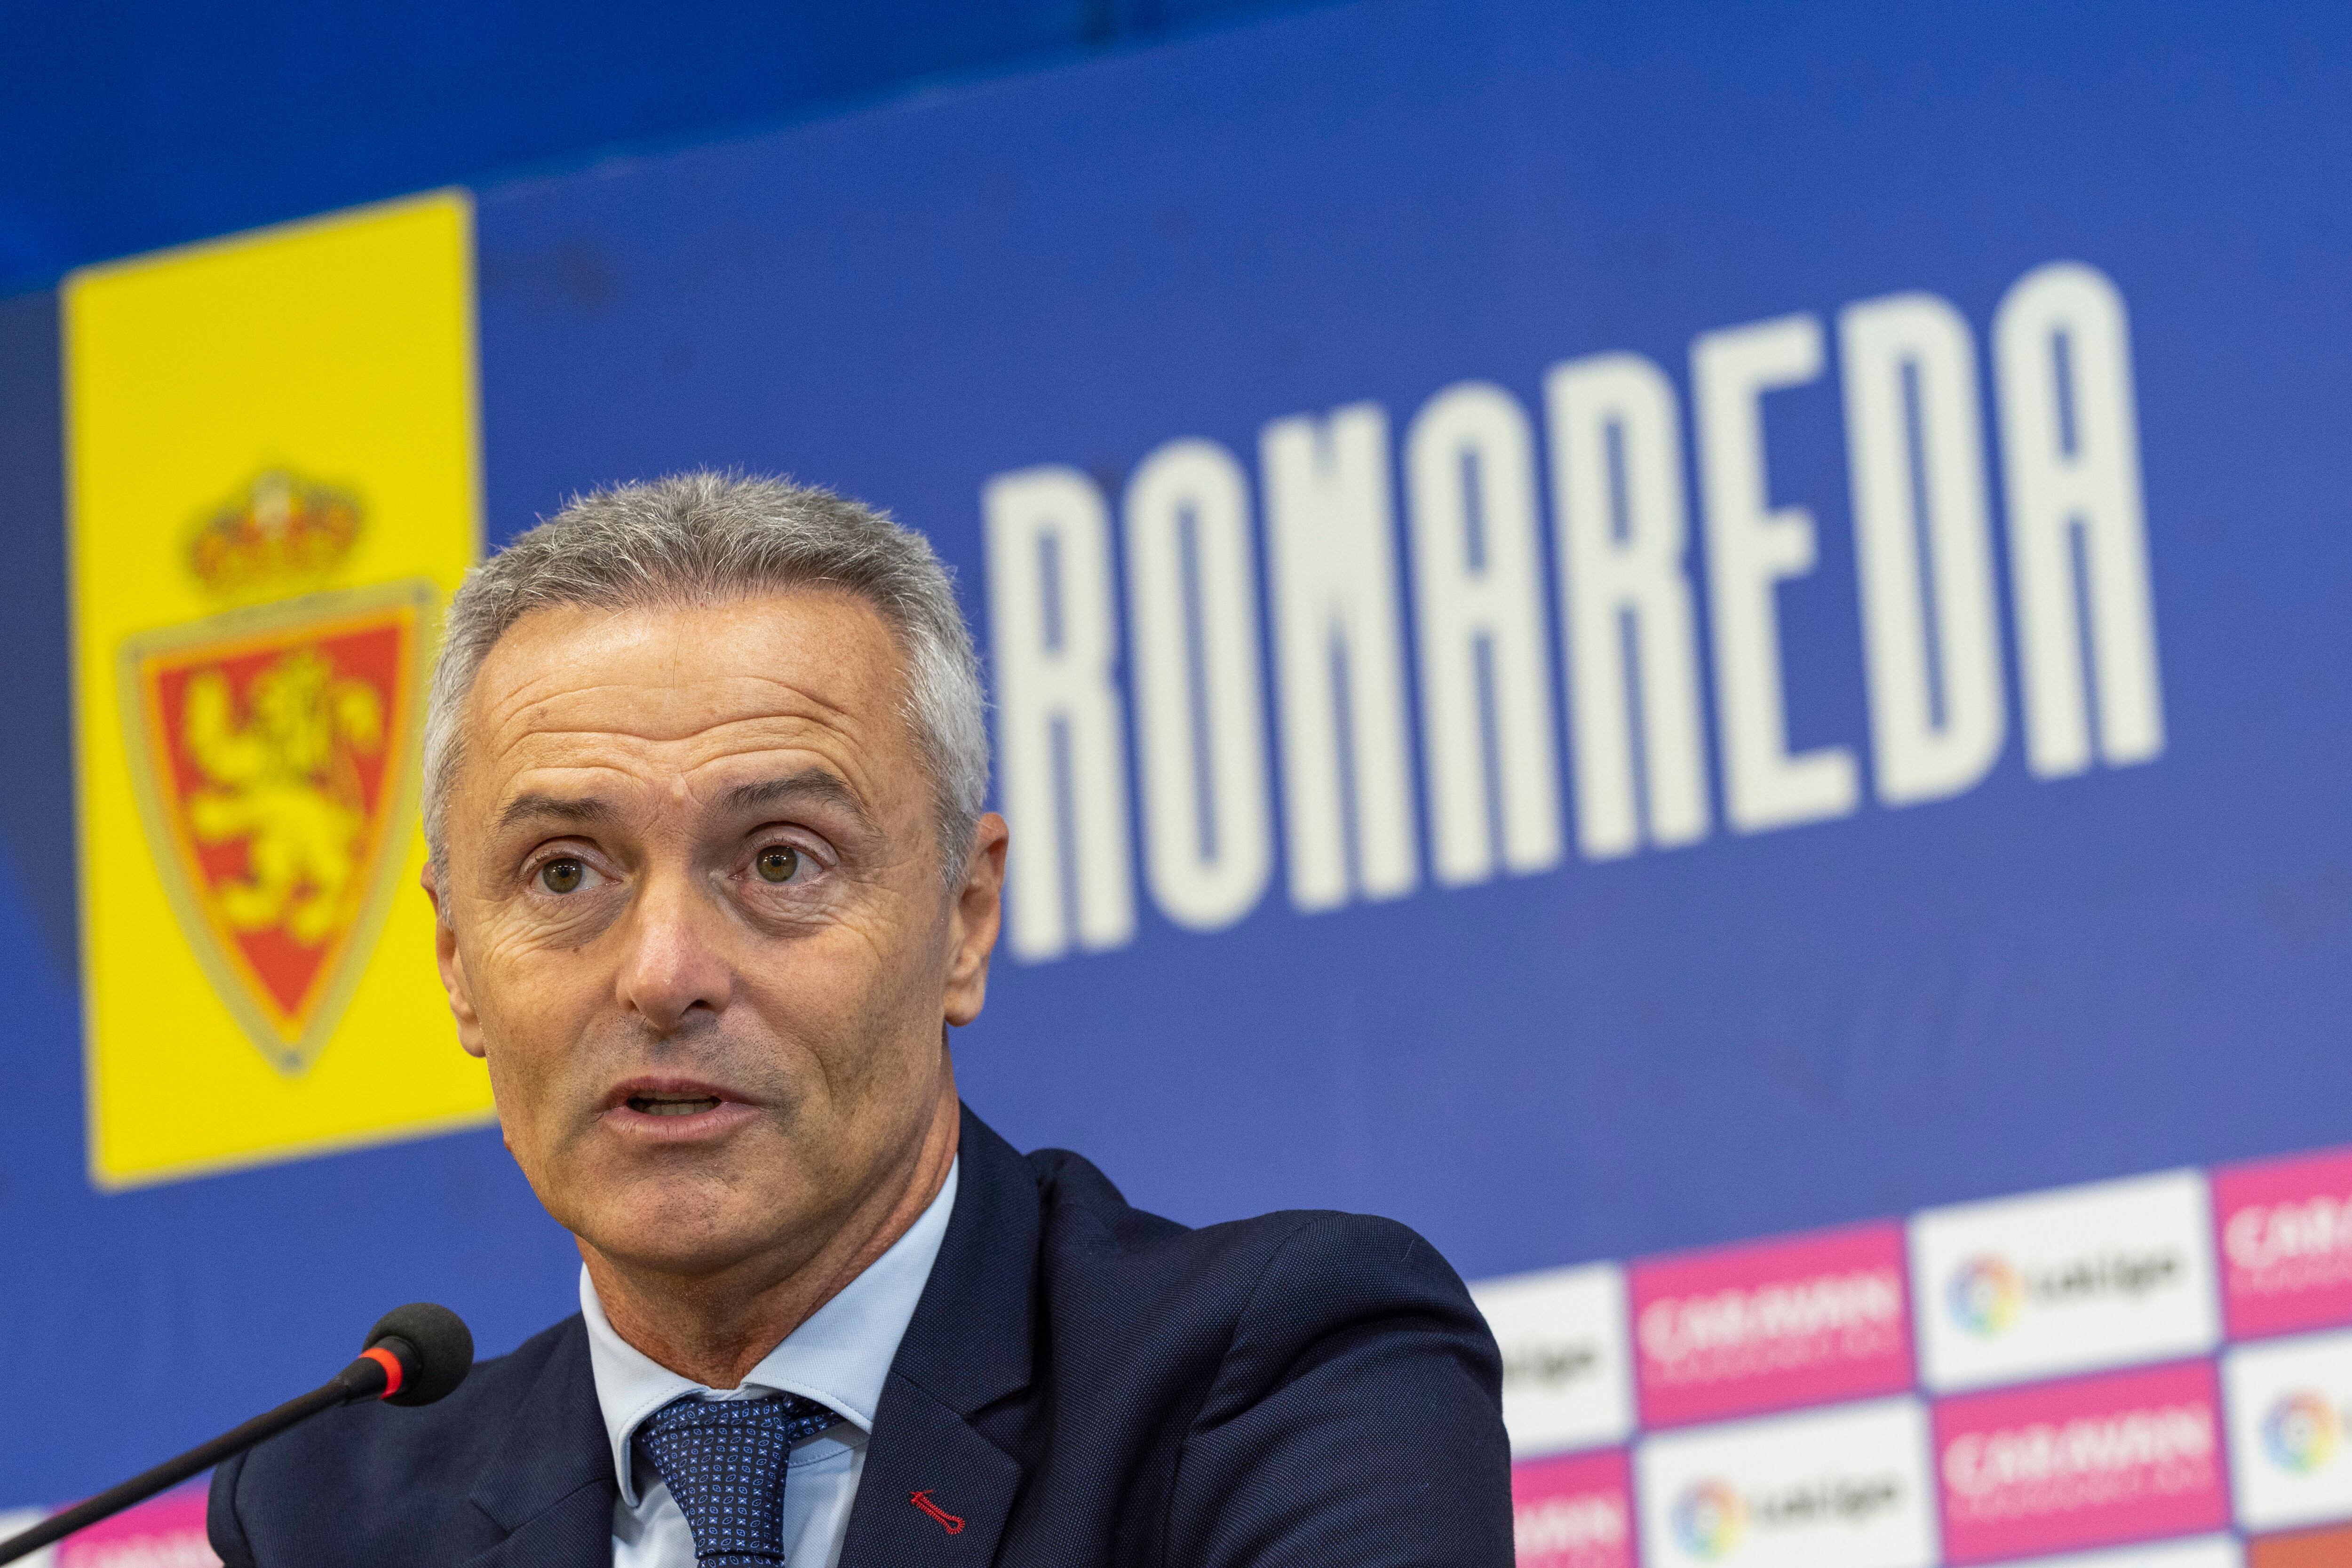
2213,1144 -> 2352,1341
1628,1219 -> 1912,1427
1932,1359 -> 2227,1564
56,1485 -> 215,1566
1512,1449 -> 1634,1568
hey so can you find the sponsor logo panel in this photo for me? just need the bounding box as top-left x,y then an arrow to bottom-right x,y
0,1488 -> 217,1568
2212,1147 -> 2352,1342
1978,1538 -> 2241,1568
1932,1359 -> 2228,1563
1911,1170 -> 2220,1393
1633,1397 -> 1937,1568
55,1488 -> 215,1567
1630,1220 -> 1911,1428
2222,1327 -> 2352,1531
1513,1449 -> 1635,1568
1472,1262 -> 1635,1455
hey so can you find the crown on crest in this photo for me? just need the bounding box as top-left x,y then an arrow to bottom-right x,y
187,470 -> 364,601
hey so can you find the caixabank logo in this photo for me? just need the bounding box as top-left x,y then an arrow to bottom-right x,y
1911,1170 -> 2221,1393
68,193 -> 493,1186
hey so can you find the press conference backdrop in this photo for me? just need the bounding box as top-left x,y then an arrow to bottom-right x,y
3,1 -> 2352,1563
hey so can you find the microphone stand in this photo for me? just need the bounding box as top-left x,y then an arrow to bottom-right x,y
0,1354 -> 394,1564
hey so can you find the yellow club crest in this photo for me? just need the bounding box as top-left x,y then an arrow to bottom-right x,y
70,193 -> 493,1187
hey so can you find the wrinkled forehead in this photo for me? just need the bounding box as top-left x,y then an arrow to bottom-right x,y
458,589 -> 922,809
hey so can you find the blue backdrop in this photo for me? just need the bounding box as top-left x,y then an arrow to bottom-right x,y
3,0 -> 2350,1513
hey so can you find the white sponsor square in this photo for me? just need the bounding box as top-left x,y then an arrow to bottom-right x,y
0,1508 -> 56,1567
1980,1536 -> 2241,1568
1633,1397 -> 1937,1568
1472,1262 -> 1635,1456
1910,1168 -> 2220,1393
2223,1326 -> 2352,1530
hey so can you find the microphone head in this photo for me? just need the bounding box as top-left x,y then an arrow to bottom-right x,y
364,1302 -> 474,1408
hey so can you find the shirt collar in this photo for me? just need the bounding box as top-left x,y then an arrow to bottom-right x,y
581,1156 -> 959,1506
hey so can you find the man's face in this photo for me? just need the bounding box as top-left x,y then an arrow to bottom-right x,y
426,590 -> 1003,1283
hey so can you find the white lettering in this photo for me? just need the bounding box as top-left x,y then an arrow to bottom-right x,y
1637,1270 -> 1905,1363
1260,403 -> 1419,911
1993,261 -> 2165,777
2226,1194 -> 2352,1271
982,466 -> 1136,961
1943,1404 -> 2213,1498
1515,1494 -> 1627,1556
1839,292 -> 2007,805
1123,438 -> 1274,931
1545,352 -> 1711,859
1404,381 -> 1564,883
1693,314 -> 1860,832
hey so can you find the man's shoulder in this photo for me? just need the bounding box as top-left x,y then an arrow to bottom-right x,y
1020,1143 -> 1492,1377
990,1140 -> 1511,1564
208,1315 -> 602,1565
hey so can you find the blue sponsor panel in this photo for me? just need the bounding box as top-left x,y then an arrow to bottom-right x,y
1,0 -> 2350,1520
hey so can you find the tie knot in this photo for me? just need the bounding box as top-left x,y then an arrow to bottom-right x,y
633,1393 -> 842,1565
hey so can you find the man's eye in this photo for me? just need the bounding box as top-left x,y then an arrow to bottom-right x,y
755,845 -> 801,883
539,858 -> 586,894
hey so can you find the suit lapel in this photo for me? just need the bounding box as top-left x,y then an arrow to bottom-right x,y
453,1486 -> 615,1568
461,1318 -> 618,1568
837,1106 -> 1041,1568
837,1370 -> 1024,1567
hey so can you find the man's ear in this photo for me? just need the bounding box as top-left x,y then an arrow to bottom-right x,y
943,812 -> 1009,1028
421,860 -> 488,1059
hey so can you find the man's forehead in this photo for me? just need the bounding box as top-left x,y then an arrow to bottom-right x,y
460,592 -> 918,797
480,593 -> 897,702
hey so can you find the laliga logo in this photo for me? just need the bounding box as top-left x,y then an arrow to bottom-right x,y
2265,1392 -> 2341,1473
1947,1256 -> 2024,1337
1673,1480 -> 1746,1560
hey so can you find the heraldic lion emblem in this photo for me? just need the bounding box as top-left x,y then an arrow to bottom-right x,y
180,645 -> 386,948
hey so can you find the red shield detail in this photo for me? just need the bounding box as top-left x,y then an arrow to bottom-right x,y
121,581 -> 431,1073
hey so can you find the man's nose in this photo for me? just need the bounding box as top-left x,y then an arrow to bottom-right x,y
614,868 -> 733,1034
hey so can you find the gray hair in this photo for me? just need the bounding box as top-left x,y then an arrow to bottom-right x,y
422,471 -> 989,886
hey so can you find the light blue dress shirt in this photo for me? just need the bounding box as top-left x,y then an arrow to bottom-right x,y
583,1158 -> 958,1568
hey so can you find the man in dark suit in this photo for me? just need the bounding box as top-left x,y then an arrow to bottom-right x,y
209,473 -> 1511,1567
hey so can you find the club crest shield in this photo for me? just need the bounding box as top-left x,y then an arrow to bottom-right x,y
116,473 -> 433,1075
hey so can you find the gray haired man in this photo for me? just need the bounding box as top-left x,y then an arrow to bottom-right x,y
209,470 -> 1512,1568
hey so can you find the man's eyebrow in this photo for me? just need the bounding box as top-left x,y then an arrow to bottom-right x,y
725,770 -> 874,831
494,793 -> 614,833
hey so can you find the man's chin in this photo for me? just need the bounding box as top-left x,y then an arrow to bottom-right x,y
566,1175 -> 819,1282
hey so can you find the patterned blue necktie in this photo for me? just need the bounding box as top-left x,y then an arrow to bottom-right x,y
633,1392 -> 843,1565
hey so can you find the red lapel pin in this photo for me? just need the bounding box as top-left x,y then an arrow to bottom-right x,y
910,1489 -> 966,1534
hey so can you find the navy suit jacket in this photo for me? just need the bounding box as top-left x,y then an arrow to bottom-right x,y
209,1106 -> 1513,1566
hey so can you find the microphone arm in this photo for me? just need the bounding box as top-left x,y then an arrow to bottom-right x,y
0,1302 -> 469,1566
0,1353 -> 395,1564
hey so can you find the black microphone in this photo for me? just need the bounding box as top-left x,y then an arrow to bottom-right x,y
0,1304 -> 473,1564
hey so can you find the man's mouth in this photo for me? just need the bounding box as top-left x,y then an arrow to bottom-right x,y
626,1092 -> 724,1117
604,1078 -> 747,1130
